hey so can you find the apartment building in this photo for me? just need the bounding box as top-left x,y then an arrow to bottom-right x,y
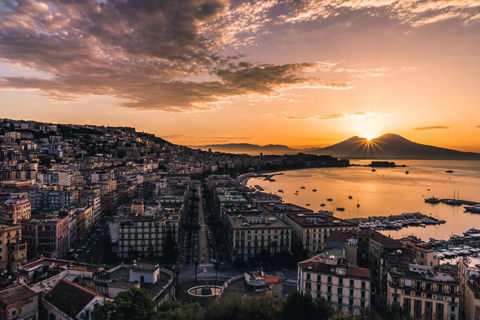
21,214 -> 69,259
258,202 -> 313,222
0,197 -> 31,224
297,248 -> 372,315
387,264 -> 459,320
286,213 -> 358,257
0,223 -> 27,270
458,256 -> 480,320
110,216 -> 168,259
226,214 -> 291,261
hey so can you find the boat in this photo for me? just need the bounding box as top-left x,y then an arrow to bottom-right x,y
371,168 -> 376,172
320,203 -> 326,207
301,186 -> 305,189
464,228 -> 480,236
465,206 -> 480,213
294,192 -> 298,195
313,189 -> 317,192
405,171 -> 409,174
336,207 -> 345,211
327,198 -> 333,201
348,196 -> 353,199
357,204 -> 360,208
424,197 -> 441,204
278,190 -> 284,193
306,204 -> 310,206
446,170 -> 454,173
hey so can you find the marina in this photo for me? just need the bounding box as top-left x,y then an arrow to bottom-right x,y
347,212 -> 446,231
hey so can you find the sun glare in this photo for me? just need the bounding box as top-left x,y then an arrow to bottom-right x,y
363,133 -> 377,141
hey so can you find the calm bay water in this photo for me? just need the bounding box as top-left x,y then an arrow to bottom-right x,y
247,160 -> 480,240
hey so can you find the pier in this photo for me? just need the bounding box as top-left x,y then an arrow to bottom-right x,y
347,212 -> 445,231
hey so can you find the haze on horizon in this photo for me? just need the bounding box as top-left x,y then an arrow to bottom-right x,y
0,0 -> 479,152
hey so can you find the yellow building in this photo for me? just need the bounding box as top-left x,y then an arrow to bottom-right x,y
387,264 -> 459,320
0,224 -> 27,270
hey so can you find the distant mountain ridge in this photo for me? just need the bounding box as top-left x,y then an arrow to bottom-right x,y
196,134 -> 480,160
192,143 -> 298,155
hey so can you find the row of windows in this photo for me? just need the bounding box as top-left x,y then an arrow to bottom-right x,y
305,273 -> 367,289
306,282 -> 367,298
235,229 -> 289,235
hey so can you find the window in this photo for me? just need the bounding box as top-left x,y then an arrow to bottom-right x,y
361,281 -> 366,289
350,279 -> 354,287
361,291 -> 366,299
306,282 -> 311,291
349,289 -> 354,297
339,278 -> 343,286
338,287 -> 343,296
349,299 -> 354,307
328,276 -> 332,284
317,284 -> 321,292
327,286 -> 332,294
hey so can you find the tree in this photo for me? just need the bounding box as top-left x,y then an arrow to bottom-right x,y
214,261 -> 221,286
203,295 -> 279,320
163,227 -> 177,265
152,300 -> 201,320
193,257 -> 200,283
174,262 -> 182,297
282,291 -> 334,320
91,287 -> 153,320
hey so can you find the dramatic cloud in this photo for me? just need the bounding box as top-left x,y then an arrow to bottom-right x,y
0,0 -> 349,111
285,111 -> 391,120
411,126 -> 451,131
0,0 -> 478,112
279,0 -> 480,26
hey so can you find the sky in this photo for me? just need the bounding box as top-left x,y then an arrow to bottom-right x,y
0,0 -> 480,151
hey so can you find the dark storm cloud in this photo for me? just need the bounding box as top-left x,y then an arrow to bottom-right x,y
0,0 -> 348,111
411,126 -> 451,131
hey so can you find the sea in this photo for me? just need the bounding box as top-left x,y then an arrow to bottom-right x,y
247,160 -> 480,241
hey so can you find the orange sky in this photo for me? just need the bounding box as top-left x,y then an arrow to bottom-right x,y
0,0 -> 479,152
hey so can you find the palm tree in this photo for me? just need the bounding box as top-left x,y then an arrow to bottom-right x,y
193,257 -> 200,283
214,261 -> 220,286
174,262 -> 182,296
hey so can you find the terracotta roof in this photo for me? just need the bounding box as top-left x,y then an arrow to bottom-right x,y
327,231 -> 354,243
367,230 -> 401,245
264,275 -> 282,284
345,267 -> 371,279
0,285 -> 37,306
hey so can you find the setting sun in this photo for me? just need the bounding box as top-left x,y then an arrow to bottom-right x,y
362,133 -> 377,141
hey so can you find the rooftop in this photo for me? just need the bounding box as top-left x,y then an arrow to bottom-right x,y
228,214 -> 290,230
260,203 -> 313,214
286,213 -> 357,228
0,285 -> 37,306
44,280 -> 103,318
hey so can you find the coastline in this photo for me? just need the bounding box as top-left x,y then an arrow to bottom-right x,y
237,166 -> 333,186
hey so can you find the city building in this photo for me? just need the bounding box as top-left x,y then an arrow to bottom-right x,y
286,213 -> 358,257
258,202 -> 313,221
387,264 -> 460,320
0,285 -> 38,320
0,197 -> 31,224
21,214 -> 69,259
226,214 -> 291,262
0,223 -> 27,270
43,279 -> 108,320
297,248 -> 372,315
